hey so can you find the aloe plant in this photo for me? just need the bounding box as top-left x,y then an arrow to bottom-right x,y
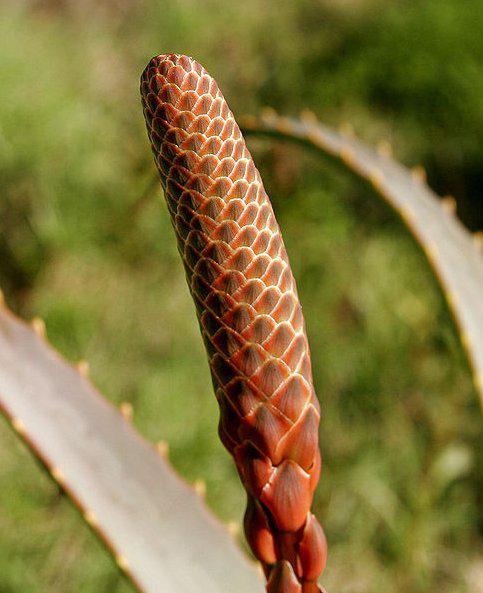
0,54 -> 481,593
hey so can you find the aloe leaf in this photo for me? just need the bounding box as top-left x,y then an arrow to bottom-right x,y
0,304 -> 263,593
242,112 -> 483,404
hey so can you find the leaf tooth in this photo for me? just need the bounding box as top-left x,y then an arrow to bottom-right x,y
473,231 -> 483,251
340,145 -> 355,166
31,317 -> 46,338
369,168 -> 385,190
445,289 -> 459,311
115,554 -> 130,571
11,417 -> 26,435
51,466 -> 65,485
411,165 -> 427,183
299,109 -> 318,125
193,479 -> 207,497
460,330 -> 471,351
83,510 -> 98,527
261,106 -> 277,122
119,402 -> 133,421
476,371 -> 483,395
156,440 -> 169,458
377,140 -> 393,158
422,239 -> 438,264
339,121 -> 354,137
226,521 -> 241,537
76,359 -> 90,377
276,116 -> 293,135
441,195 -> 457,214
240,114 -> 257,128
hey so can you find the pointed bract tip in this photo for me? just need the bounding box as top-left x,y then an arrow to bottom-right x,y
267,561 -> 302,593
31,317 -> 46,337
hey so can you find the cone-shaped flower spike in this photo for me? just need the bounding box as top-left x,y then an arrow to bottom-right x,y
140,54 -> 327,592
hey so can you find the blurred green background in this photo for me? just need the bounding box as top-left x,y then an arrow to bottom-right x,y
0,1 -> 482,592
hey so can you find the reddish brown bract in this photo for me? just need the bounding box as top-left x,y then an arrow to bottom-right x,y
140,54 -> 326,592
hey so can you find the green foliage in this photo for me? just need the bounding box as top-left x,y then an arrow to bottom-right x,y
0,1 -> 481,593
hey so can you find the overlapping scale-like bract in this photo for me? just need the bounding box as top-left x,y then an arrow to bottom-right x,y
140,54 -> 327,592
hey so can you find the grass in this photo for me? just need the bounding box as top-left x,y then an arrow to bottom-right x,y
0,1 -> 481,592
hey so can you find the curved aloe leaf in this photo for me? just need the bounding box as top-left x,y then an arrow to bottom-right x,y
0,303 -> 263,593
241,112 -> 483,404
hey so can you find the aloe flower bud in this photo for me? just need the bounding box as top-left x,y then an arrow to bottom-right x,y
140,54 -> 327,592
